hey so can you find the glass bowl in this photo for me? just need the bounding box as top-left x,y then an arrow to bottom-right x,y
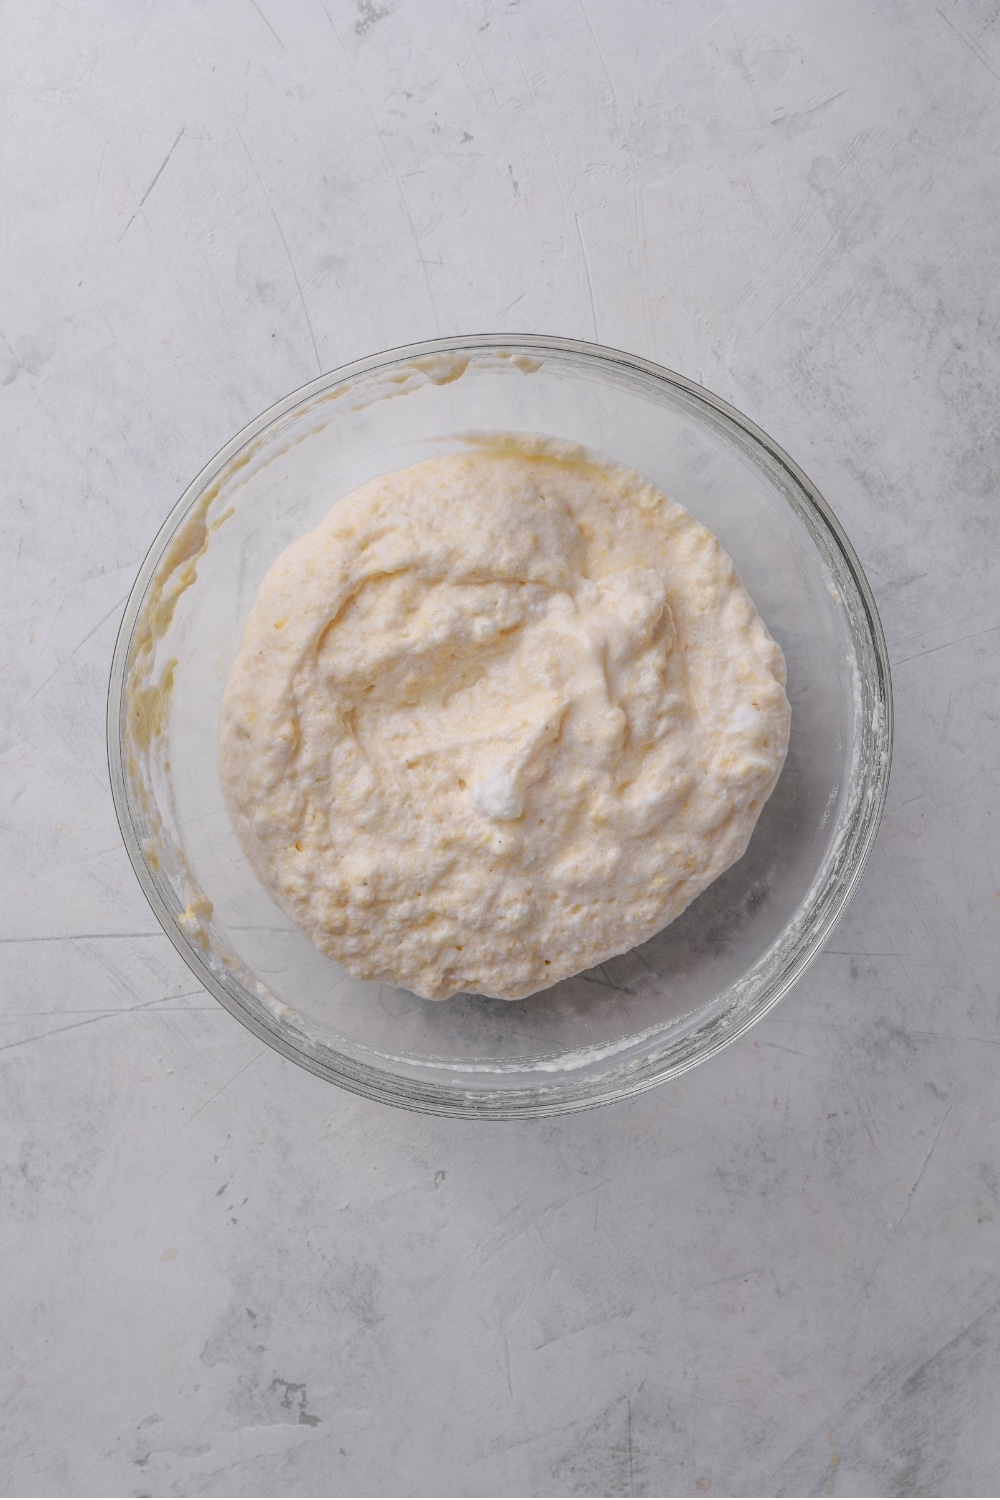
108,336 -> 892,1117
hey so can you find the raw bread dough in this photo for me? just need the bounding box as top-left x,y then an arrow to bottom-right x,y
219,438 -> 790,999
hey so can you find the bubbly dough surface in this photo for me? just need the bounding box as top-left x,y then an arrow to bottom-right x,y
219,439 -> 790,1000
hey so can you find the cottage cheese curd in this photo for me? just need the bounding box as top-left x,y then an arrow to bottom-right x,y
219,439 -> 790,1000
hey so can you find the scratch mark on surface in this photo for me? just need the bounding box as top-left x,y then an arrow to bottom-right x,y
451,0 -> 505,123
234,128 -> 322,376
771,89 -> 848,127
834,129 -> 871,178
863,1106 -> 954,1293
531,1306 -> 634,1353
574,213 -> 600,341
627,1395 -> 635,1497
480,1416 -> 578,1463
21,663 -> 61,708
691,1267 -> 765,1292
0,931 -> 161,944
576,0 -> 626,146
906,1105 -> 954,1204
184,1049 -> 268,1126
936,7 -> 1000,83
137,1428 -> 330,1486
735,208 -> 817,311
0,994 -> 207,1056
759,1039 -> 817,1059
892,622 -> 1000,666
755,204 -> 867,332
5,990 -> 204,1019
824,949 -> 903,958
83,140 -> 111,247
249,0 -> 287,50
119,127 -> 185,241
839,1062 -> 878,1150
70,592 -> 130,656
940,692 -> 955,741
902,1295 -> 1000,1392
468,1178 -> 612,1271
904,1030 -> 1000,1047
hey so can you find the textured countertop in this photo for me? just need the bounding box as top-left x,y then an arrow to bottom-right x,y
3,3 -> 999,1495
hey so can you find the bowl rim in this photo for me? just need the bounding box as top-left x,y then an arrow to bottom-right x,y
107,333 -> 894,1117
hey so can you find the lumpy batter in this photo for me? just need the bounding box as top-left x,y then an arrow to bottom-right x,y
219,438 -> 790,1000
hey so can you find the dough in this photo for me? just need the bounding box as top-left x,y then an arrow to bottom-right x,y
219,438 -> 790,1000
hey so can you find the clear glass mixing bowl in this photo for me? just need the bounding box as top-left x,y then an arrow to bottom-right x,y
108,336 -> 892,1117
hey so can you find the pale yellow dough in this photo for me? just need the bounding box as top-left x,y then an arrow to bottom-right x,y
219,439 -> 790,1000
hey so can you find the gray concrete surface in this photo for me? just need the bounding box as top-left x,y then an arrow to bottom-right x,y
3,2 -> 999,1494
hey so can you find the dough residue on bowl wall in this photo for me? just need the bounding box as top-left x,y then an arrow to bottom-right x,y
219,435 -> 791,1001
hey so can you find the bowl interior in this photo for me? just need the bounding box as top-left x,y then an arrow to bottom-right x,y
110,338 -> 890,1115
